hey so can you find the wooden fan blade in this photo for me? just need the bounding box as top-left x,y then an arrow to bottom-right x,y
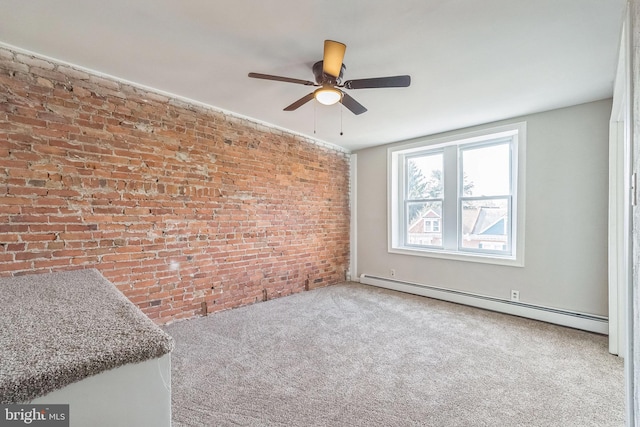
340,92 -> 367,115
343,75 -> 411,89
323,40 -> 346,78
284,93 -> 315,111
248,72 -> 316,86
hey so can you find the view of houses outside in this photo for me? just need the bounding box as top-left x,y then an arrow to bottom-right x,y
406,143 -> 510,252
407,203 -> 509,250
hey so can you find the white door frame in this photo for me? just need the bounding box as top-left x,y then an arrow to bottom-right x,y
608,4 -> 633,424
608,116 -> 631,359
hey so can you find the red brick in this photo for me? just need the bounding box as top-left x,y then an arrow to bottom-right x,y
20,233 -> 57,242
0,261 -> 32,272
15,251 -> 52,261
32,258 -> 72,269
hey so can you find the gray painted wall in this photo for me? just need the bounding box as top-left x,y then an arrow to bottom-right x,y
355,99 -> 612,316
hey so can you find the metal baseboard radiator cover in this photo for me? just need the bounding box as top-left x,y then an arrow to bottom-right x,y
359,274 -> 608,334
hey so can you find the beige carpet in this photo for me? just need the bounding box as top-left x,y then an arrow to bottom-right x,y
164,283 -> 624,427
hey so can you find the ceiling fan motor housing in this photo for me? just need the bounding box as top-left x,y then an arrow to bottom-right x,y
313,61 -> 345,85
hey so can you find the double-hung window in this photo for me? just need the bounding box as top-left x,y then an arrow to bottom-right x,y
389,122 -> 525,266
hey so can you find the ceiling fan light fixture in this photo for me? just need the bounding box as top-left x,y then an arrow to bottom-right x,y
314,87 -> 342,106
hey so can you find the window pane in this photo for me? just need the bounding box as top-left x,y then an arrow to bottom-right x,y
461,143 -> 510,197
460,199 -> 510,252
407,153 -> 443,199
407,201 -> 442,247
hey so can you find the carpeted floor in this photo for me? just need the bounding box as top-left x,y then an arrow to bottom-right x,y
164,283 -> 624,427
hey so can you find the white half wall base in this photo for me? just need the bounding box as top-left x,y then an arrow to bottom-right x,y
359,274 -> 608,335
32,354 -> 172,427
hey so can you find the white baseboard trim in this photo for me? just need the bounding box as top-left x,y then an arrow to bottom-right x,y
359,274 -> 608,334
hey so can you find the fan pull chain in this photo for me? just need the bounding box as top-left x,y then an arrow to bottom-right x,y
340,102 -> 344,136
313,101 -> 317,134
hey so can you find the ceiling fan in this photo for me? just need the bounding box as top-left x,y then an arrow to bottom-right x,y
248,40 -> 411,115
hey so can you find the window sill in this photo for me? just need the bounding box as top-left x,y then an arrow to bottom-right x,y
388,246 -> 524,267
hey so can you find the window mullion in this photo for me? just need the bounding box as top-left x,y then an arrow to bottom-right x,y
442,145 -> 458,250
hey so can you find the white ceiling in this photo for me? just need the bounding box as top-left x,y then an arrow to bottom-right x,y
0,0 -> 626,151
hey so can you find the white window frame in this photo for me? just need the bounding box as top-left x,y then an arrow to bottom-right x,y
388,122 -> 526,267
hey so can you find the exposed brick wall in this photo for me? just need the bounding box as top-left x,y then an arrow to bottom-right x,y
0,46 -> 350,324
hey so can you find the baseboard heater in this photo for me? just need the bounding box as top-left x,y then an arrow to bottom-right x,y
359,274 -> 608,335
